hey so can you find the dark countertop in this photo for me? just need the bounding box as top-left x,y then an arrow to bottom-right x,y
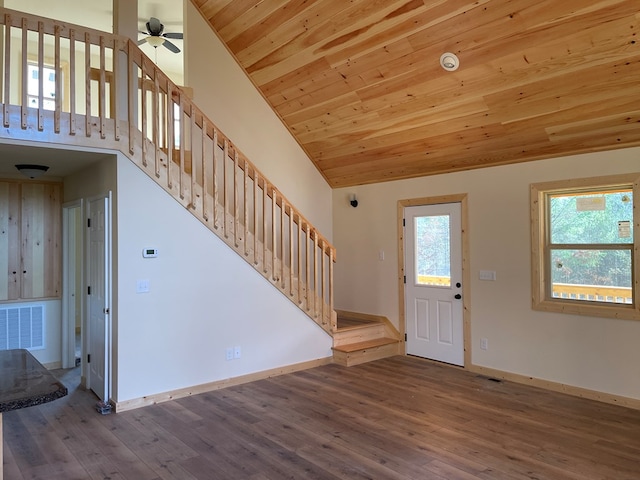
0,349 -> 68,413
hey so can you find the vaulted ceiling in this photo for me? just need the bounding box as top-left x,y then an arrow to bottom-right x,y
191,0 -> 640,187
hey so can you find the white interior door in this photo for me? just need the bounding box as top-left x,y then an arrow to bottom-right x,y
404,203 -> 464,366
87,195 -> 110,402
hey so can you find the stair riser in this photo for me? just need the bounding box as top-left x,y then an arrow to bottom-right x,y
333,343 -> 399,367
333,324 -> 387,346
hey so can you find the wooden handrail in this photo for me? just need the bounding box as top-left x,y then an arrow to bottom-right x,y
0,8 -> 337,333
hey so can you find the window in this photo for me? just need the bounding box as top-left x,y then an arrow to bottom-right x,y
531,174 -> 640,320
27,63 -> 57,111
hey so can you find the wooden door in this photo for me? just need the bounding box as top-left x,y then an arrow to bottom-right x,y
0,182 -> 20,300
404,203 -> 464,366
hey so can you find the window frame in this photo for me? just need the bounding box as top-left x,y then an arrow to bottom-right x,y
531,173 -> 640,321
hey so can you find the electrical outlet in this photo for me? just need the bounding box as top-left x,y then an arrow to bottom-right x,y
225,348 -> 233,361
480,338 -> 488,350
234,346 -> 241,359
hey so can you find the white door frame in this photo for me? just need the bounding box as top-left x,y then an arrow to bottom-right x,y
85,192 -> 112,403
398,194 -> 470,367
62,199 -> 83,369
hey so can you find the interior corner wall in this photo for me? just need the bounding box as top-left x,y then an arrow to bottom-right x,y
184,2 -> 333,240
114,156 -> 332,403
332,146 -> 640,401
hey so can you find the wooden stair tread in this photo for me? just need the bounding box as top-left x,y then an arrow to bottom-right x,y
332,337 -> 399,353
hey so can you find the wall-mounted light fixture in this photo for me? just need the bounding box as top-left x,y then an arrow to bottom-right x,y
15,164 -> 49,179
349,194 -> 358,208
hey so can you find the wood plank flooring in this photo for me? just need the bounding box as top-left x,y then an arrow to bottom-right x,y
3,356 -> 640,479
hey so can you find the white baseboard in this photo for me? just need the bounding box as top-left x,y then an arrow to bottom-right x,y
113,356 -> 333,413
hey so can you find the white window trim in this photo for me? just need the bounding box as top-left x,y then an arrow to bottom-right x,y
531,173 -> 640,321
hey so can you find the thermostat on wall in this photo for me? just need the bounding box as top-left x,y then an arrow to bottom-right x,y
142,248 -> 158,258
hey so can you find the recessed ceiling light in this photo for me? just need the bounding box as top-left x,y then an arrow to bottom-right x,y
440,52 -> 460,72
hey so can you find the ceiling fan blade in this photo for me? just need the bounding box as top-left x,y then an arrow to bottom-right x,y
163,32 -> 183,40
163,39 -> 180,54
146,17 -> 163,36
137,38 -> 148,46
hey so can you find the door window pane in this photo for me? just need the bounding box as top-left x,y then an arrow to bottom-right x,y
415,215 -> 450,287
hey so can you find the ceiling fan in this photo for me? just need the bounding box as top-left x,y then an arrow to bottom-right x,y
138,17 -> 183,53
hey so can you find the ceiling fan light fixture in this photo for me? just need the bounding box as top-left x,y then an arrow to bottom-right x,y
440,52 -> 460,71
15,164 -> 49,179
146,36 -> 165,48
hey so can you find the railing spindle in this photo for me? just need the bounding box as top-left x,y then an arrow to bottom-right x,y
153,68 -> 160,172
112,38 -> 119,141
190,104 -> 197,209
305,225 -> 310,310
21,19 -> 27,128
223,140 -> 229,238
165,83 -> 173,178
99,36 -> 106,139
37,21 -> 44,131
281,198 -> 286,289
84,32 -> 91,136
244,159 -> 249,255
263,179 -> 268,273
254,172 -> 259,265
272,187 -> 277,281
54,26 -> 61,133
3,14 -> 11,127
178,92 -> 185,195
202,119 -> 208,221
213,130 -> 219,229
233,150 -> 239,247
141,60 -> 147,166
289,208 -> 294,296
126,39 -> 133,152
69,29 -> 76,135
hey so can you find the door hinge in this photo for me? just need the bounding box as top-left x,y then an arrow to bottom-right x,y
404,333 -> 407,341
404,275 -> 406,284
87,354 -> 91,363
88,286 -> 91,295
403,218 -> 405,227
87,218 -> 91,228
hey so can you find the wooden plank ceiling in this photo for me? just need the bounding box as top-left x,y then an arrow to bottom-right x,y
191,0 -> 640,187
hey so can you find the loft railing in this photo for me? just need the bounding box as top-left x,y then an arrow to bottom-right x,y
0,8 -> 337,332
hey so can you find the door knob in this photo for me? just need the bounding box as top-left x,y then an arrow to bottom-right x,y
454,294 -> 462,299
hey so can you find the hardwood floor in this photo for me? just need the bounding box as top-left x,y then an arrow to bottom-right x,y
3,356 -> 640,479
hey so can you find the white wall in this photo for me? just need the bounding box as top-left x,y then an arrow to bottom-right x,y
115,157 -> 332,402
184,2 -> 332,239
332,146 -> 640,401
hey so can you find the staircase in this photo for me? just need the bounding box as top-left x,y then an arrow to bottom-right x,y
0,9 -> 401,367
332,310 -> 401,366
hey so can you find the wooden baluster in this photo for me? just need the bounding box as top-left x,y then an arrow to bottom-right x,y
272,187 -> 277,281
289,208 -> 294,296
320,239 -> 326,324
244,159 -> 249,255
233,151 -> 239,247
281,198 -> 286,289
21,19 -> 27,129
165,83 -> 173,178
84,32 -> 91,137
141,63 -> 148,166
153,69 -> 160,174
126,40 -> 134,153
313,231 -> 319,318
178,92 -> 185,196
263,179 -> 268,273
254,172 -> 259,265
305,224 -> 311,311
54,26 -> 61,133
297,218 -> 303,304
202,119 -> 208,221
3,14 -> 11,127
329,246 -> 334,328
112,38 -> 119,140
99,36 -> 106,139
223,140 -> 229,239
69,30 -> 76,135
212,130 -> 219,229
190,103 -> 197,210
37,21 -> 44,131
